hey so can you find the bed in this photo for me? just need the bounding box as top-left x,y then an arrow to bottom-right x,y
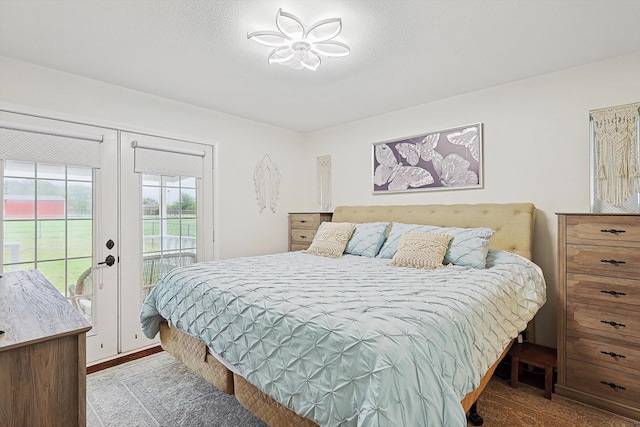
140,203 -> 546,427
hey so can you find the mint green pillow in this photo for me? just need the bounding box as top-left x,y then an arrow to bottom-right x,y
344,222 -> 389,257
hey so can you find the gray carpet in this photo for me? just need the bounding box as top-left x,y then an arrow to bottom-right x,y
88,351 -> 640,427
87,351 -> 267,427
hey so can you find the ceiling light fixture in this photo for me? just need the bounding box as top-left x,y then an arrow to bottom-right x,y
247,9 -> 350,71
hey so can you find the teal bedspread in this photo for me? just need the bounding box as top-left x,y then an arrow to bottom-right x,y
141,250 -> 545,427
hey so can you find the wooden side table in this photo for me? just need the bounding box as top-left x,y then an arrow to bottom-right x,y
510,342 -> 557,399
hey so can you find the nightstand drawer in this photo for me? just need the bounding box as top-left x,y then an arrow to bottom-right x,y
290,228 -> 317,245
567,216 -> 640,247
568,302 -> 640,341
567,332 -> 640,376
567,273 -> 640,309
567,244 -> 640,278
567,359 -> 640,408
290,213 -> 326,229
288,212 -> 332,252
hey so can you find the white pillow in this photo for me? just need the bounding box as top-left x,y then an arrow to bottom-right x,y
389,233 -> 452,269
304,222 -> 356,258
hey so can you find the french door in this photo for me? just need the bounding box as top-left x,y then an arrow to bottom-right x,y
119,131 -> 214,353
1,111 -> 214,363
0,111 -> 118,362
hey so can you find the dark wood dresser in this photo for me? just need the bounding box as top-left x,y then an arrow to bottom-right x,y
0,270 -> 92,427
557,213 -> 640,421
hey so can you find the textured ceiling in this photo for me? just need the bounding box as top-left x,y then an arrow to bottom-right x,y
1,0 -> 639,133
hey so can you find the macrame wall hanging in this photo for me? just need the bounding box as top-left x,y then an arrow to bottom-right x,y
591,102 -> 640,212
254,154 -> 281,213
317,155 -> 332,212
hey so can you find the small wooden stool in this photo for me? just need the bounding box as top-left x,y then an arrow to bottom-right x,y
509,342 -> 557,399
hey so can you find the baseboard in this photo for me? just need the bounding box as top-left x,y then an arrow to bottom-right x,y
87,345 -> 163,374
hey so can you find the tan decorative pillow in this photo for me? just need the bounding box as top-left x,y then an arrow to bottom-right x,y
389,232 -> 453,269
305,222 -> 356,258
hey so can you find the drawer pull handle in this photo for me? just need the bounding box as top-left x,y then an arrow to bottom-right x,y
600,259 -> 626,265
600,351 -> 626,359
300,235 -> 307,239
299,220 -> 307,223
600,290 -> 627,296
600,381 -> 626,390
600,229 -> 626,235
600,320 -> 626,328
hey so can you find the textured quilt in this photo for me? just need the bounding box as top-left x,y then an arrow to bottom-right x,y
140,250 -> 546,427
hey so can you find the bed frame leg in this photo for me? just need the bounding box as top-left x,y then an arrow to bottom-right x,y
467,401 -> 484,426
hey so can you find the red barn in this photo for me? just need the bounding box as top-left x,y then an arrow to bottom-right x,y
3,195 -> 65,219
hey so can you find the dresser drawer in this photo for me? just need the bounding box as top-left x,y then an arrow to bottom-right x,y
567,332 -> 640,376
567,215 -> 640,247
567,244 -> 640,279
568,302 -> 640,341
566,359 -> 640,409
567,273 -> 640,310
289,213 -> 326,229
290,228 -> 317,245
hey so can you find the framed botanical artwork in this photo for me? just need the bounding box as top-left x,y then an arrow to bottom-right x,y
372,123 -> 483,194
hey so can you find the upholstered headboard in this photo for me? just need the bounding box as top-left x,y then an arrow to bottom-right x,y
332,203 -> 536,260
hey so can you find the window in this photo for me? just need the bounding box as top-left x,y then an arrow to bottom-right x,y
141,174 -> 197,296
3,160 -> 93,304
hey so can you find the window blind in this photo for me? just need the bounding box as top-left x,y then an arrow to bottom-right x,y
132,141 -> 205,178
0,122 -> 102,168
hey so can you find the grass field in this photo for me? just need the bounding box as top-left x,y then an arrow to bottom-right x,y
4,218 -> 196,293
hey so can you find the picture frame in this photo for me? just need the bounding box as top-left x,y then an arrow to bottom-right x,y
372,123 -> 483,194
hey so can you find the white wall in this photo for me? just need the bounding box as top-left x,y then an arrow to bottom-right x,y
2,53 -> 639,348
302,52 -> 640,347
0,56 -> 306,259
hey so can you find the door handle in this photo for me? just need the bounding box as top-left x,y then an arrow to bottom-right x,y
97,255 -> 116,267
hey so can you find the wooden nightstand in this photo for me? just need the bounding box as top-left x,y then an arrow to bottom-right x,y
510,342 -> 557,399
288,212 -> 332,251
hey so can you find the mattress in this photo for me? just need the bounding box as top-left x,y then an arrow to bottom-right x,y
141,250 -> 545,426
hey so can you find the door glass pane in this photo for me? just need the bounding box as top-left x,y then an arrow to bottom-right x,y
38,163 -> 65,180
141,174 -> 197,297
2,161 -> 94,322
4,177 -> 35,219
4,161 -> 35,178
36,180 -> 66,219
68,219 -> 92,258
68,181 -> 92,218
181,220 -> 197,250
37,220 -> 65,260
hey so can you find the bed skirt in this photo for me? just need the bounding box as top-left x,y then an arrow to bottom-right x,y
159,320 -> 513,426
159,321 -> 233,395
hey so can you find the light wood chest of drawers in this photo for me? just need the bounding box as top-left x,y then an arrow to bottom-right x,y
288,212 -> 332,251
557,213 -> 640,420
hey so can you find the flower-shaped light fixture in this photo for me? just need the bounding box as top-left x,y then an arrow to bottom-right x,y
247,9 -> 350,71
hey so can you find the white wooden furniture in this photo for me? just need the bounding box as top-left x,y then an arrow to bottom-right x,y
288,212 -> 332,251
0,270 -> 92,427
557,213 -> 640,421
